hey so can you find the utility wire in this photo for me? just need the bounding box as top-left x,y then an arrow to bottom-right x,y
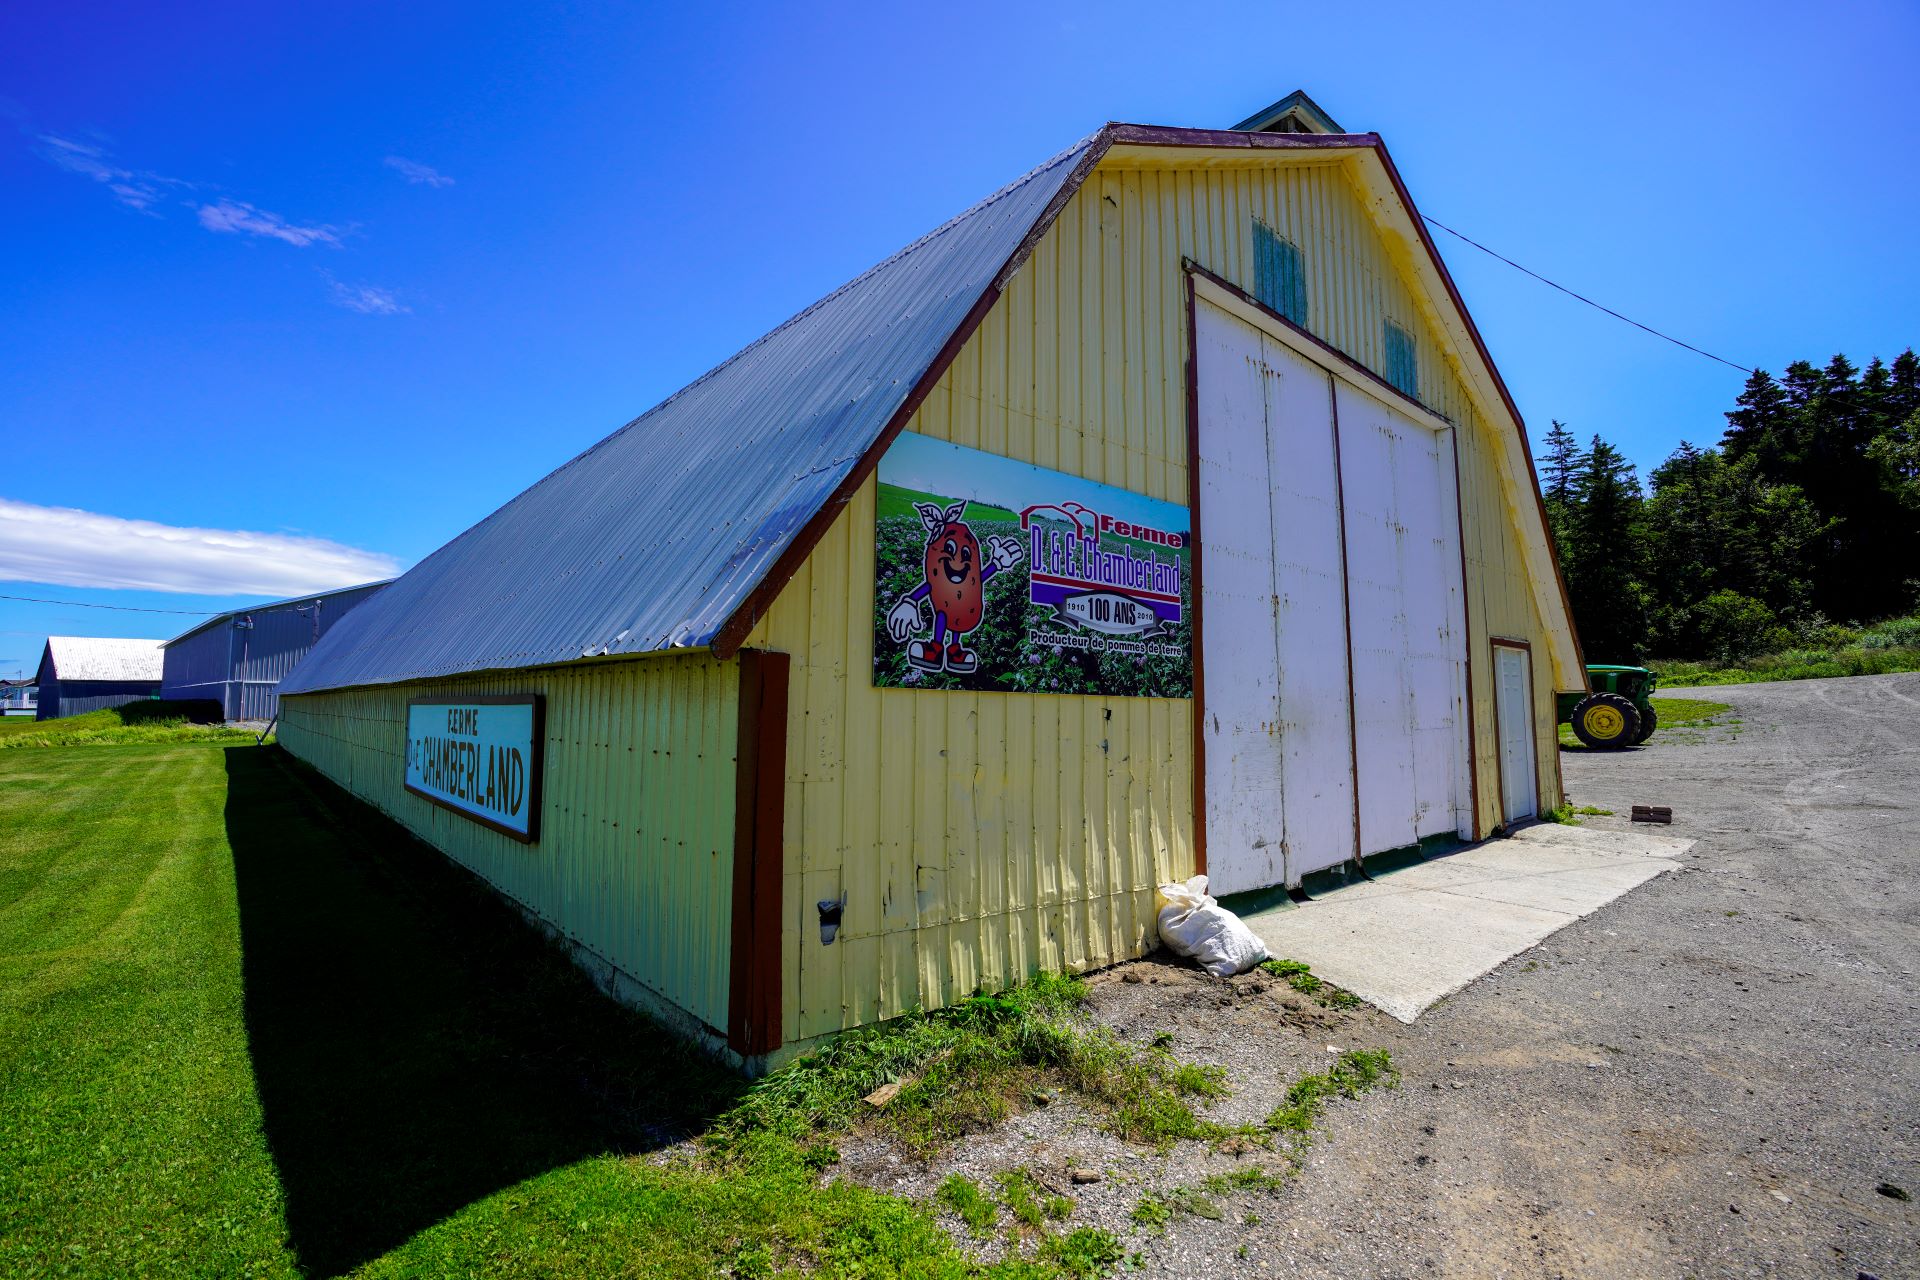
0,593 -> 213,615
1421,215 -> 1756,375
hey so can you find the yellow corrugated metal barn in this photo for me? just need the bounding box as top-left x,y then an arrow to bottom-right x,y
278,91 -> 1584,1071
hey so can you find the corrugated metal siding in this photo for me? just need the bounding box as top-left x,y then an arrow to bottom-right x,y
163,582 -> 388,719
277,654 -> 739,1030
35,681 -> 160,720
750,152 -> 1569,1042
280,138 -> 1098,698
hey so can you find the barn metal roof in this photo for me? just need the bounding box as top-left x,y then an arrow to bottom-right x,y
41,636 -> 164,683
282,133 -> 1100,695
160,579 -> 393,648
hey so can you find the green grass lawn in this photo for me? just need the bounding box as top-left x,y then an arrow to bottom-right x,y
1649,614 -> 1920,687
0,704 -> 259,749
0,740 -> 1000,1277
1651,645 -> 1920,687
9,738 -> 1370,1278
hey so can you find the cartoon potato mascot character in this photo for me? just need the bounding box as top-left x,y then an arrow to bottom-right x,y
887,500 -> 1024,674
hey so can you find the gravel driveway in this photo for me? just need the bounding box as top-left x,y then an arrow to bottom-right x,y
1264,673 -> 1920,1279
844,674 -> 1918,1278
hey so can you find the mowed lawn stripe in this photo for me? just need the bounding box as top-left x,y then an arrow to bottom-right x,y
0,744 -> 293,1278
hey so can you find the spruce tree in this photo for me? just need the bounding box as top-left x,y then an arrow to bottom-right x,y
1564,435 -> 1648,662
1537,420 -> 1585,569
1723,369 -> 1790,470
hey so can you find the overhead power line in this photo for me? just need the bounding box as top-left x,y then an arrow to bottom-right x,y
1421,215 -> 1756,375
0,593 -> 213,615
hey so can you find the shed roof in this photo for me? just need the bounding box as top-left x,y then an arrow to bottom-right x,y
41,636 -> 164,683
285,120 -> 1578,695
161,579 -> 393,648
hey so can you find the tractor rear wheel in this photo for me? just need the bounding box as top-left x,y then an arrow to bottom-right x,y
1571,692 -> 1641,749
1631,701 -> 1658,744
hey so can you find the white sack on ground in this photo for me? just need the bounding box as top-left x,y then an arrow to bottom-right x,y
1155,874 -> 1270,978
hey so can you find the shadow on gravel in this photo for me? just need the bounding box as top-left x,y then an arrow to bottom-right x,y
222,746 -> 742,1278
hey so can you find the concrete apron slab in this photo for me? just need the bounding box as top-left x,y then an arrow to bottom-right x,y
1239,823 -> 1694,1023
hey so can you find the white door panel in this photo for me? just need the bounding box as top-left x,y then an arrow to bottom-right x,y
1195,302 -> 1286,892
1335,383 -> 1470,854
1267,358 -> 1354,882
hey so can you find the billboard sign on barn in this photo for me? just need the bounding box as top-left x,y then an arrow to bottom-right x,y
404,695 -> 545,840
873,432 -> 1192,698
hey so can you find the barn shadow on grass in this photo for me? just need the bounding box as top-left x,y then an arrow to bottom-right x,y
222,746 -> 744,1277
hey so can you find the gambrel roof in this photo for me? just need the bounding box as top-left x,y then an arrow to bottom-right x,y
285,123 -> 1578,695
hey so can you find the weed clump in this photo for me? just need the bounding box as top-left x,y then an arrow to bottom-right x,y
936,1174 -> 998,1234
1258,958 -> 1365,1009
1266,1049 -> 1397,1137
1039,1227 -> 1126,1278
1129,1192 -> 1171,1234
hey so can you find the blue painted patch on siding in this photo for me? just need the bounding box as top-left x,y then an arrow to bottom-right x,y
1252,220 -> 1306,326
1383,320 -> 1419,398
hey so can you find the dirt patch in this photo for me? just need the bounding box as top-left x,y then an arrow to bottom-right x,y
832,953 -> 1398,1273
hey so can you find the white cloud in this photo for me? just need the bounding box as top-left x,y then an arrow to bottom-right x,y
38,134 -> 180,211
383,155 -> 453,187
325,274 -> 409,315
196,199 -> 341,247
0,498 -> 400,596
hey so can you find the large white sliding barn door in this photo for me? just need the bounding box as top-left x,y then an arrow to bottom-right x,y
1196,291 -> 1470,896
1195,300 -> 1354,894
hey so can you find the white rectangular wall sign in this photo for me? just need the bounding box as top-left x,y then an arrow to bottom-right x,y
404,695 -> 544,841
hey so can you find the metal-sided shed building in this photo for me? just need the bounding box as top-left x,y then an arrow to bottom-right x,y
279,94 -> 1584,1071
161,580 -> 391,722
35,636 -> 164,719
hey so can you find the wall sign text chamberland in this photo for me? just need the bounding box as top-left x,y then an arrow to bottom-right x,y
404,694 -> 544,841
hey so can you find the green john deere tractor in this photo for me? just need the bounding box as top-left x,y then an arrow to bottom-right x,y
1556,665 -> 1659,749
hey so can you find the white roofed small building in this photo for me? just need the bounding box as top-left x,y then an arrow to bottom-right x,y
34,637 -> 164,720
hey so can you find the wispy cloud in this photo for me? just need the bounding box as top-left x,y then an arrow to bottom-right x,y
324,273 -> 409,315
0,498 -> 400,596
37,134 -> 344,248
37,134 -> 184,211
196,199 -> 342,247
383,155 -> 453,187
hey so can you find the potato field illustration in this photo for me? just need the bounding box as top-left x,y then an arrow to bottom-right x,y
871,434 -> 1192,699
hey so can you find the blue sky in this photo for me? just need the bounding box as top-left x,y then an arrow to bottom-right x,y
882,433 -> 1188,535
4,0 -> 1915,677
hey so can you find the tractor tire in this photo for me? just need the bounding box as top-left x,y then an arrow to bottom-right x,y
1631,701 -> 1658,744
1571,692 -> 1641,749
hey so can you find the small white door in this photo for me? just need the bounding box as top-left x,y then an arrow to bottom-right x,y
1493,644 -> 1537,823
